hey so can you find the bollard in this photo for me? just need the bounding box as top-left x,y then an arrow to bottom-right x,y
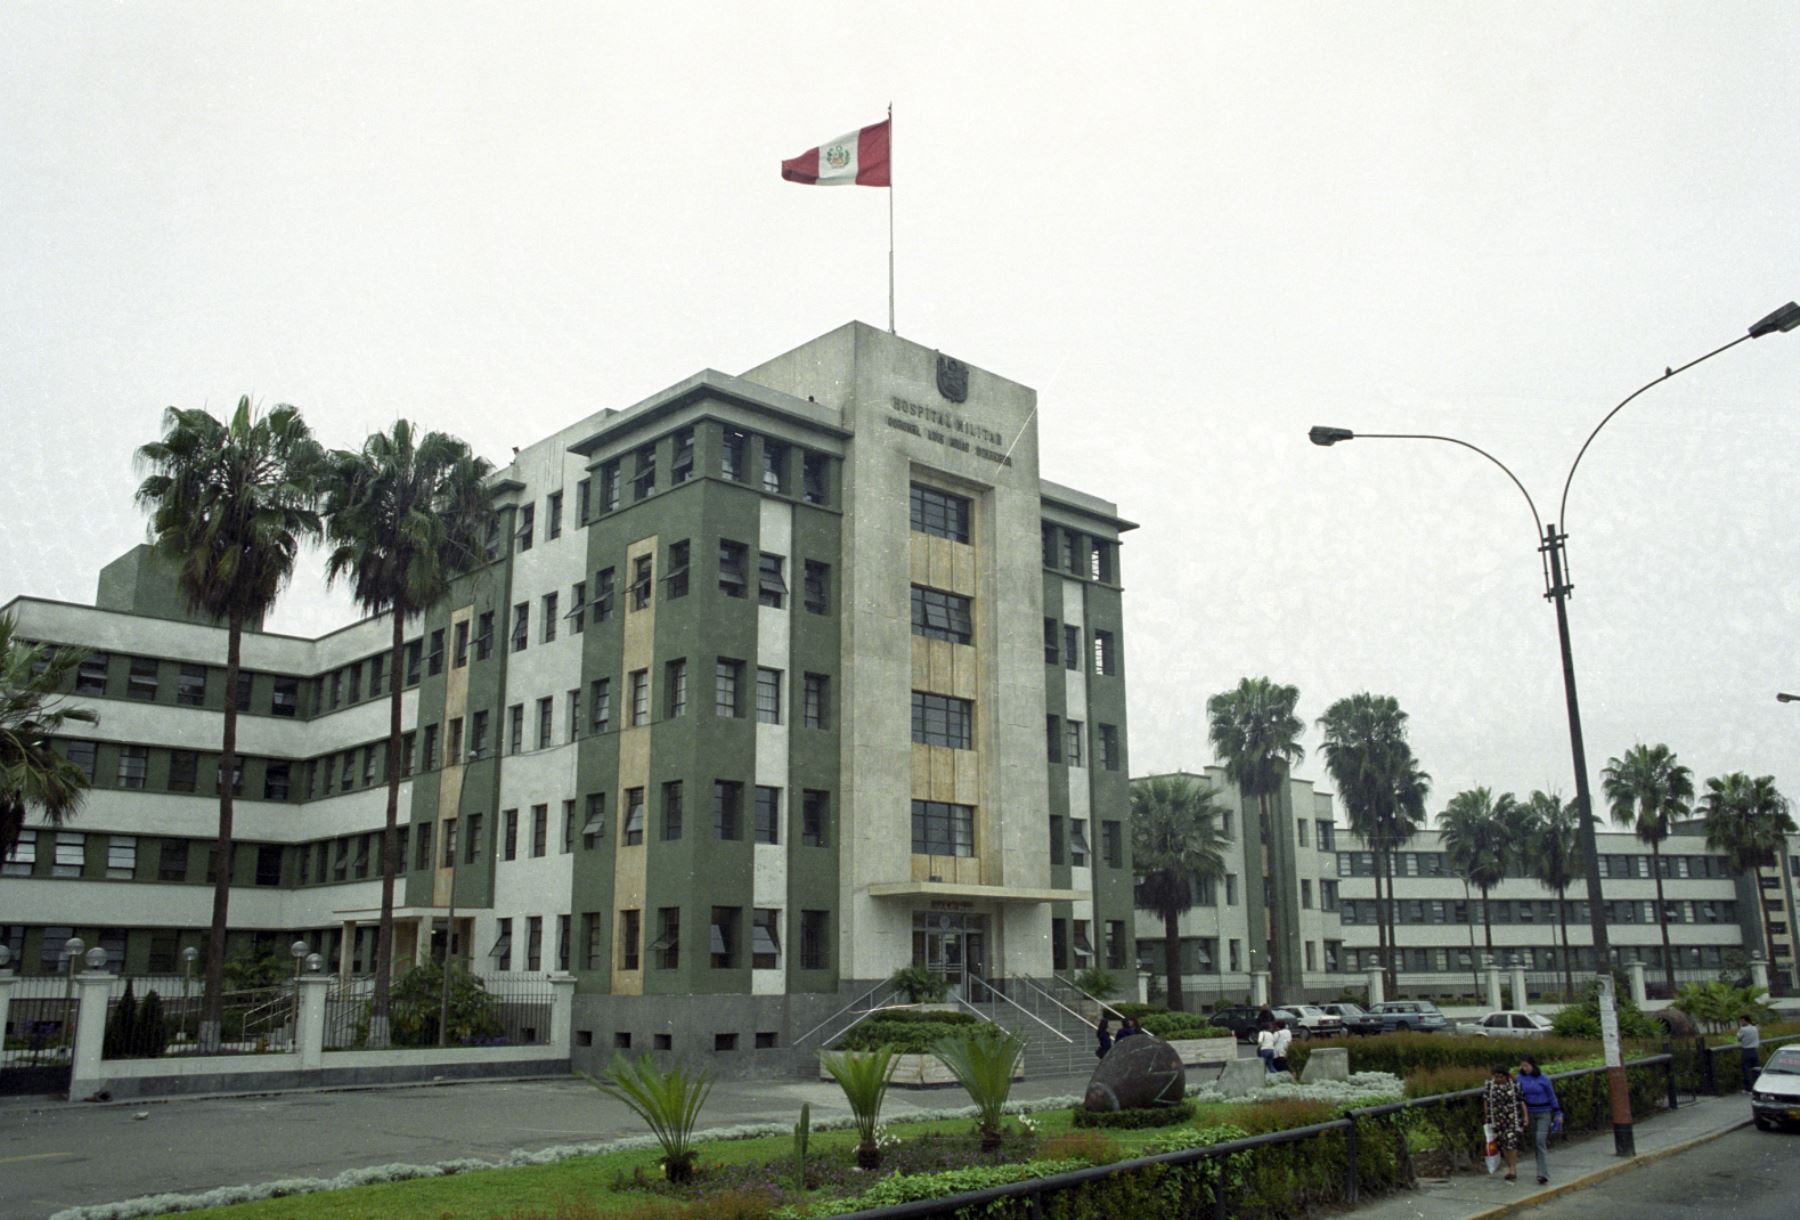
1663,1047 -> 1678,1111
1345,1118 -> 1361,1204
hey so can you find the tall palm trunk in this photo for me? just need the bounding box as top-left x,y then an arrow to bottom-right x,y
1258,792 -> 1286,1002
200,610 -> 243,1053
1650,839 -> 1675,997
367,608 -> 408,1047
1463,879 -> 1480,998
1556,885 -> 1573,1000
1374,839 -> 1390,995
1382,841 -> 1401,997
1480,884 -> 1494,957
1163,905 -> 1185,1012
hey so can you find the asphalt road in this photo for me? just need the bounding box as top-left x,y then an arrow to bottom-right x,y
1516,1125 -> 1797,1220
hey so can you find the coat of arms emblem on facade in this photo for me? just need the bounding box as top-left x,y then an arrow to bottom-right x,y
935,353 -> 969,403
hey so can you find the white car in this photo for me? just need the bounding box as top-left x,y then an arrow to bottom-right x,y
1272,1005 -> 1345,1039
1464,1010 -> 1555,1038
1751,1045 -> 1800,1130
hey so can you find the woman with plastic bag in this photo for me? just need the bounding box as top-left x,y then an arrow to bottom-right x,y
1482,1063 -> 1527,1181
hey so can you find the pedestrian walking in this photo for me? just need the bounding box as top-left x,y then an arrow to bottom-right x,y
1256,1021 -> 1277,1073
1483,1063 -> 1527,1181
1271,1021 -> 1294,1077
1115,1015 -> 1142,1042
1095,1015 -> 1113,1059
1516,1055 -> 1562,1185
1738,1014 -> 1762,1091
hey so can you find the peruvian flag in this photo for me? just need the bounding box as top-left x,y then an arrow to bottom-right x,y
781,117 -> 890,187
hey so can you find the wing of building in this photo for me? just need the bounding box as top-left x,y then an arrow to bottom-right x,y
1,322 -> 1141,1073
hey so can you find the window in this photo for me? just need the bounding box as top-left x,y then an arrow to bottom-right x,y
569,581 -> 587,634
1042,524 -> 1059,569
662,781 -> 684,840
511,602 -> 529,652
583,912 -> 602,970
272,677 -> 299,717
454,621 -> 470,668
755,667 -> 782,724
630,555 -> 653,610
157,839 -> 186,881
1093,630 -> 1116,676
53,831 -> 84,877
672,429 -> 695,484
1072,919 -> 1093,967
415,824 -> 433,870
591,678 -> 611,733
503,809 -> 519,860
177,663 -> 207,706
803,673 -> 829,729
593,568 -> 615,621
1046,714 -> 1062,763
722,429 -> 746,480
911,586 -> 973,644
369,655 -> 386,697
464,811 -> 482,864
654,907 -> 681,969
1106,920 -> 1127,969
517,504 -> 535,551
802,790 -> 829,846
546,491 -> 563,540
428,630 -> 444,676
630,669 -> 649,725
338,751 -> 355,791
405,641 -> 422,685
912,691 -> 973,749
254,843 -> 281,887
118,746 -> 148,789
105,835 -> 137,879
757,553 -> 786,608
265,762 -> 291,800
722,658 -> 753,726
491,918 -> 514,969
241,668 -> 261,710
1305,941 -> 1317,972
713,781 -> 743,840
1297,818 -> 1308,847
802,560 -> 829,614
1070,819 -> 1090,867
752,908 -> 781,969
423,723 -> 439,769
1043,618 -> 1059,664
1063,625 -> 1079,670
1317,821 -> 1336,851
557,913 -> 571,971
128,656 -> 159,701
469,711 -> 489,762
523,915 -> 543,971
1065,720 -> 1084,767
509,704 -> 524,754
76,653 -> 109,694
1301,879 -> 1313,909
1099,724 -> 1120,771
623,788 -> 645,845
710,907 -> 738,968
1321,880 -> 1339,911
762,440 -> 787,494
1103,820 -> 1123,868
447,717 -> 463,764
633,443 -> 656,499
755,786 -> 781,844
66,740 -> 97,781
600,461 -> 620,512
718,541 -> 748,597
803,452 -> 827,504
1049,815 -> 1064,866
542,593 -> 558,643
909,484 -> 971,542
576,477 -> 592,524
536,696 -> 553,747
665,540 -> 690,599
1063,531 -> 1079,572
665,659 -> 687,718
1229,939 -> 1242,972
911,800 -> 975,856
583,793 -> 606,846
800,909 -> 829,969
562,799 -> 575,853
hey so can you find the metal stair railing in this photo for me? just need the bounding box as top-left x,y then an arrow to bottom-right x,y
1045,974 -> 1129,1024
966,973 -> 1072,1043
793,979 -> 902,1049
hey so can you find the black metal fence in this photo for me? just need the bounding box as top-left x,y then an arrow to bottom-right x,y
1681,1030 -> 1800,1097
100,980 -> 296,1058
2,975 -> 78,1094
323,970 -> 555,1050
846,1054 -> 1682,1218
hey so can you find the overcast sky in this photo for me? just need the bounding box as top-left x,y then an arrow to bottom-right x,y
4,3 -> 1797,823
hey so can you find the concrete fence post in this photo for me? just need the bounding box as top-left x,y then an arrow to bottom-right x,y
1484,956 -> 1503,1012
68,970 -> 116,1099
297,974 -> 331,1069
1250,970 -> 1270,1009
1751,954 -> 1770,994
1628,961 -> 1648,1006
548,973 -> 577,1051
1509,960 -> 1528,1010
1364,962 -> 1384,1008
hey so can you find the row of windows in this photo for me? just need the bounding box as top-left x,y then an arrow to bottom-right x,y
1136,936 -> 1347,976
1041,523 -> 1117,583
567,426 -> 833,537
1341,943 -> 1740,974
1051,917 -> 1130,970
1040,619 -> 1118,676
1336,897 -> 1743,927
3,831 -> 283,887
1044,715 -> 1121,770
48,650 -> 309,717
1047,815 -> 1126,869
561,904 -> 833,973
1335,850 -> 1734,880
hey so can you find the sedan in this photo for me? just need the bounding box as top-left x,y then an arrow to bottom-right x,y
1369,1000 -> 1450,1033
1462,1010 -> 1555,1038
1321,1002 -> 1384,1037
1273,1005 -> 1345,1039
1751,1045 -> 1800,1130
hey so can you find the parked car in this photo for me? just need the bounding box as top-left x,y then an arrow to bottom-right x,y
1460,1010 -> 1555,1038
1751,1045 -> 1800,1130
1320,1002 -> 1384,1037
1272,1005 -> 1345,1039
1210,1006 -> 1294,1042
1368,1000 -> 1449,1033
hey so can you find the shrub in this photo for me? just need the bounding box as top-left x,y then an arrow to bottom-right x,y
1073,967 -> 1119,999
1072,1100 -> 1196,1129
1550,979 -> 1660,1040
1674,981 -> 1777,1032
381,962 -> 504,1047
888,964 -> 948,1003
820,1046 -> 898,1170
1036,1129 -> 1125,1165
1231,1098 -> 1335,1135
103,981 -> 140,1059
1287,1033 -> 1603,1078
1112,1002 -> 1170,1021
832,1011 -> 982,1054
583,1053 -> 713,1184
1140,1013 -> 1230,1040
932,1024 -> 1028,1150
1402,1066 -> 1491,1099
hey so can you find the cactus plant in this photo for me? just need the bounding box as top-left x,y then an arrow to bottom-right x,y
792,1101 -> 811,1188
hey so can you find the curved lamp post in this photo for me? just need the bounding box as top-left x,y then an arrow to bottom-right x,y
1310,300 -> 1800,1157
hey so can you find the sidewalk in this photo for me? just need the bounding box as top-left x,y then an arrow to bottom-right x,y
1348,1094 -> 1751,1220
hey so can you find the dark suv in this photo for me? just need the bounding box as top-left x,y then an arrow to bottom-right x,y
1210,1006 -> 1294,1042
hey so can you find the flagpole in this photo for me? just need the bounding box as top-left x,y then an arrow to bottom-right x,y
887,102 -> 895,335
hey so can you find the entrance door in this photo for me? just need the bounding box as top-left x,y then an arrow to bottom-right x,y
912,912 -> 989,998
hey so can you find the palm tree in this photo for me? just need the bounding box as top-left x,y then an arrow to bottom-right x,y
1702,772 -> 1797,977
1519,790 -> 1581,1000
1602,743 -> 1694,996
1,616 -> 98,861
137,398 -> 324,1049
1207,677 -> 1305,1002
1317,693 -> 1429,996
1440,787 -> 1519,961
1130,774 -> 1229,1012
323,422 -> 494,1046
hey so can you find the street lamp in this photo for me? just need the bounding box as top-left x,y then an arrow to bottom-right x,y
1777,693 -> 1799,704
180,944 -> 199,1046
1310,299 -> 1799,1157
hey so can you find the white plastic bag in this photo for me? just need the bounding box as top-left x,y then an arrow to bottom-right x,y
1483,1122 -> 1501,1175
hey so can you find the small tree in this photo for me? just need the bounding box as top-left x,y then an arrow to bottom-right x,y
386,961 -> 502,1047
137,990 -> 170,1058
585,1053 -> 712,1184
888,963 -> 947,1004
821,1046 -> 898,1170
103,980 -> 139,1059
1073,967 -> 1118,1000
933,1025 -> 1028,1152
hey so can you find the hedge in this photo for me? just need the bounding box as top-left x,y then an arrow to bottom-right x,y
1071,1101 -> 1196,1130
1139,1013 -> 1230,1040
1286,1033 -> 1609,1078
830,1010 -> 984,1053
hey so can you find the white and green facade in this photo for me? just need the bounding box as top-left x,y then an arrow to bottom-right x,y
1,322 -> 1139,1071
